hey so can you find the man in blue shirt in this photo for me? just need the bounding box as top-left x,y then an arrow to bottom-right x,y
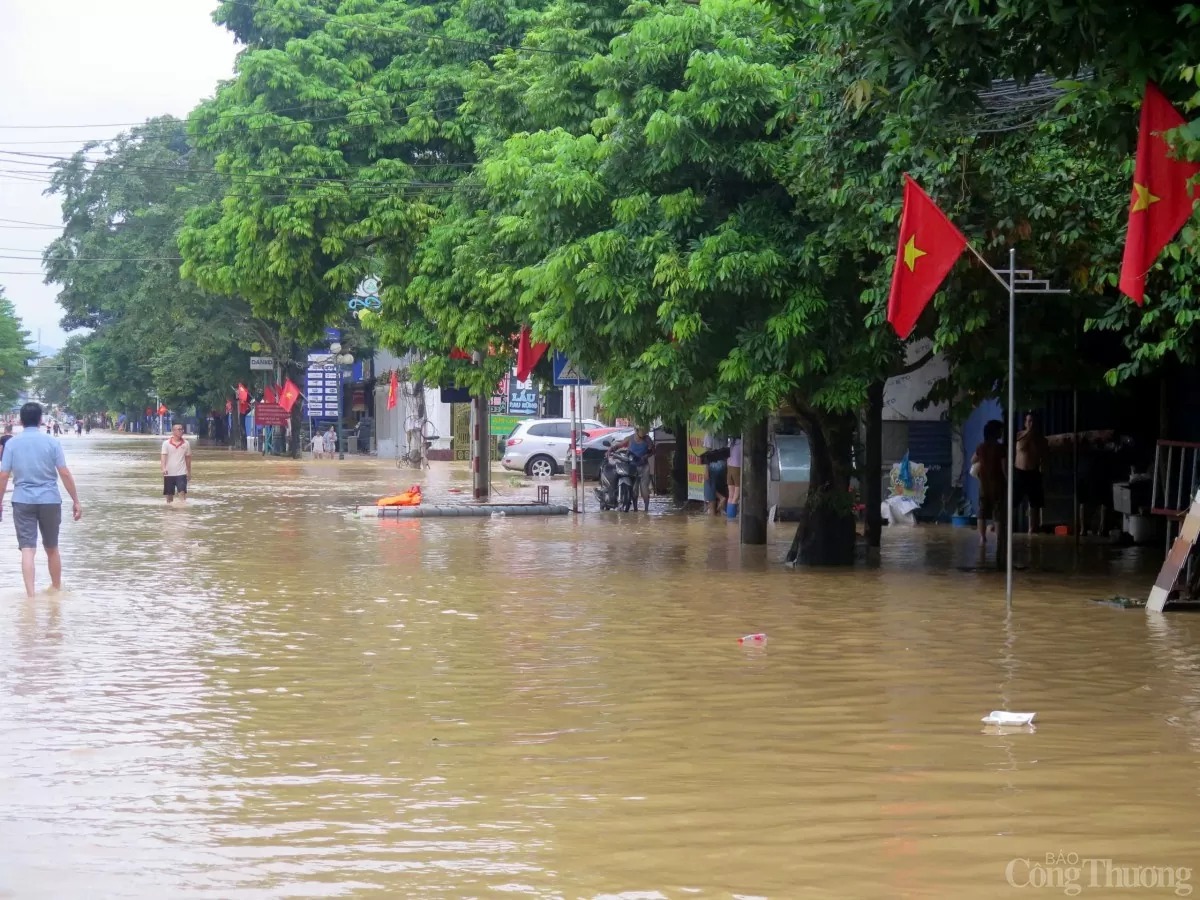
0,403 -> 83,596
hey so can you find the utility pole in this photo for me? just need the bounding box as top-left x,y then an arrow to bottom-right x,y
471,351 -> 491,501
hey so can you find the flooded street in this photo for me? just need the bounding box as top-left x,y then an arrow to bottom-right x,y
1,435 -> 1199,899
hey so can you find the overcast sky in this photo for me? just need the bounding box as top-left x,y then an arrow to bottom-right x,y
0,0 -> 238,354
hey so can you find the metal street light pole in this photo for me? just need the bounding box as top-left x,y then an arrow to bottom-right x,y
330,343 -> 354,460
965,246 -> 1069,610
331,343 -> 345,461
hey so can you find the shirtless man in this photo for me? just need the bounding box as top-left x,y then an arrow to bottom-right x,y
1014,413 -> 1049,534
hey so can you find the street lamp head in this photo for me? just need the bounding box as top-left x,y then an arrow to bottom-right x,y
339,353 -> 355,365
330,342 -> 342,354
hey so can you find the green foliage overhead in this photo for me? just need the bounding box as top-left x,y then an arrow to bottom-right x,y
179,0 -> 546,341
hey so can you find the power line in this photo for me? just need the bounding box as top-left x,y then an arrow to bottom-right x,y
0,148 -> 476,182
0,218 -> 64,229
0,83 -> 470,131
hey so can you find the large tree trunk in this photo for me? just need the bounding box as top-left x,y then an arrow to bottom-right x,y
740,418 -> 769,545
786,404 -> 856,566
231,408 -> 248,450
865,381 -> 884,550
289,403 -> 303,458
671,420 -> 688,503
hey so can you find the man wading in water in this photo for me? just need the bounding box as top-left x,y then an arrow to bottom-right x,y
0,402 -> 83,596
161,422 -> 192,505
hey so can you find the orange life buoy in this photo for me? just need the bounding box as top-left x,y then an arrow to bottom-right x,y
377,485 -> 423,507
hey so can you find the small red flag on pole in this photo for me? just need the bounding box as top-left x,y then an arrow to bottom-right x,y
515,326 -> 548,381
1119,82 -> 1200,306
387,370 -> 399,410
236,383 -> 250,415
887,175 -> 969,340
279,378 -> 302,414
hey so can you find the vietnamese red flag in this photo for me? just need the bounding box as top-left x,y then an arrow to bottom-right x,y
887,174 -> 969,340
263,385 -> 277,405
158,404 -> 167,416
225,399 -> 233,415
515,326 -> 548,381
236,383 -> 250,415
449,348 -> 472,360
279,378 -> 302,414
1119,82 -> 1200,305
387,370 -> 399,410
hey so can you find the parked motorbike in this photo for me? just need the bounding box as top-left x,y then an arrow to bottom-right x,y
595,448 -> 648,512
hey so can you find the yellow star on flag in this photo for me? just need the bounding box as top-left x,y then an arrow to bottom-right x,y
903,235 -> 927,272
1131,182 -> 1160,213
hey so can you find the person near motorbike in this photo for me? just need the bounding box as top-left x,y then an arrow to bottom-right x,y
609,427 -> 655,511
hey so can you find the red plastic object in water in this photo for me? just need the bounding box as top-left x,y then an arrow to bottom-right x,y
738,633 -> 766,644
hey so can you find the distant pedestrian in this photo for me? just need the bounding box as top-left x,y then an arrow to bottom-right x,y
310,430 -> 324,459
971,419 -> 1007,548
324,426 -> 337,458
0,424 -> 12,463
160,422 -> 192,505
0,403 -> 83,596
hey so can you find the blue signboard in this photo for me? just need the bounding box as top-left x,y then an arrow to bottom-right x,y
305,352 -> 342,418
324,327 -> 342,342
507,376 -> 540,416
552,352 -> 592,386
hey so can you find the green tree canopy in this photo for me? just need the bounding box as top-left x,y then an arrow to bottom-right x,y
179,0 -> 547,341
42,119 -> 301,427
0,290 -> 34,410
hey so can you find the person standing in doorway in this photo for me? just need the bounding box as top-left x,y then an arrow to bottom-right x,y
1014,412 -> 1048,534
161,422 -> 192,505
0,403 -> 83,597
726,436 -> 743,518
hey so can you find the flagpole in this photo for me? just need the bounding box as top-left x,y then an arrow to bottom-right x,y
965,242 -> 1011,291
1006,247 -> 1016,611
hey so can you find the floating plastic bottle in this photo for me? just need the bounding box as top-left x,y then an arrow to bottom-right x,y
738,633 -> 766,644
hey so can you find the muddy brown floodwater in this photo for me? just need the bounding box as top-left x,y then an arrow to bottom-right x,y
1,435 -> 1199,899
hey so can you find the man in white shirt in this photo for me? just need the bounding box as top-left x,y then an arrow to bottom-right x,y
161,423 -> 192,505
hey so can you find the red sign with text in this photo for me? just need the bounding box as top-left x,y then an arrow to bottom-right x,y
255,403 -> 290,427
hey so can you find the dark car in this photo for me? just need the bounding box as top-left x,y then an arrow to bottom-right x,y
570,427 -> 636,480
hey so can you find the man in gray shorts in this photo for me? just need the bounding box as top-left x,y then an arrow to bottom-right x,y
0,402 -> 83,596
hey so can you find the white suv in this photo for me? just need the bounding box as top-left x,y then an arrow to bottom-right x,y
501,418 -> 604,477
